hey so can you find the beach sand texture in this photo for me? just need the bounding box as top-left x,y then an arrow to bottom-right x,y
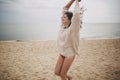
0,39 -> 120,80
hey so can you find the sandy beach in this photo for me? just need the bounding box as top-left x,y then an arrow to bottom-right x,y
0,39 -> 120,80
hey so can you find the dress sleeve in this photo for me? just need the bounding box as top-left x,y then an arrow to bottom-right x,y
70,0 -> 81,34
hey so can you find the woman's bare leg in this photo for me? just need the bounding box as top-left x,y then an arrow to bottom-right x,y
67,75 -> 72,80
54,55 -> 65,76
60,55 -> 75,80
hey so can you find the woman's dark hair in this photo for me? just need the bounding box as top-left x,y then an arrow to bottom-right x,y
64,12 -> 73,21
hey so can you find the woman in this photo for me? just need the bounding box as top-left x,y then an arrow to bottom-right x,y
55,0 -> 81,80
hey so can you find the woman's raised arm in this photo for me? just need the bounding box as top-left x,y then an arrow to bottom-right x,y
63,0 -> 75,10
70,0 -> 81,34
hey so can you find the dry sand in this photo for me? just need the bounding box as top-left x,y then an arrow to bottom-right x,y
0,39 -> 120,80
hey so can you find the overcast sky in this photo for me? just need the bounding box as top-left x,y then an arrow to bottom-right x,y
0,0 -> 120,23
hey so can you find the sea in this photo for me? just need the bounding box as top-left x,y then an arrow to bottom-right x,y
0,23 -> 120,41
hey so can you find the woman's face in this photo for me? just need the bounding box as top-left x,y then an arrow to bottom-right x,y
61,14 -> 70,25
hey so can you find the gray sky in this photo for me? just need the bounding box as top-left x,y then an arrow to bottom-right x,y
0,0 -> 120,23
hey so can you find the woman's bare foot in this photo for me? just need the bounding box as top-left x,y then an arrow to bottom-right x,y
67,75 -> 72,80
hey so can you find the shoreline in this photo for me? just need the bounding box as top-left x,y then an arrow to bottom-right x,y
0,37 -> 120,42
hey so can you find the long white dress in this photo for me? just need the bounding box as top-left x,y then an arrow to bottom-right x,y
57,0 -> 81,57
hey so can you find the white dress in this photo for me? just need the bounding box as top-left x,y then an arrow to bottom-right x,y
57,0 -> 81,57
